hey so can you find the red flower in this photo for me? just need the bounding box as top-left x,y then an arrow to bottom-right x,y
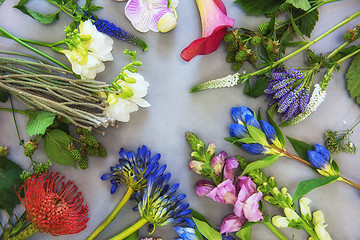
17,172 -> 89,236
180,0 -> 234,61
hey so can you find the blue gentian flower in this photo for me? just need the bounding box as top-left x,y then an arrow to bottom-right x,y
242,143 -> 267,155
101,145 -> 160,194
308,144 -> 331,169
230,124 -> 248,138
138,174 -> 190,226
93,18 -> 148,51
260,120 -> 277,143
231,107 -> 260,129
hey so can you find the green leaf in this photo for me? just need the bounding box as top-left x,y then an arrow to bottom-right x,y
0,157 -> 23,214
287,136 -> 314,161
44,129 -> 75,167
236,223 -> 252,240
123,230 -> 138,240
286,0 -> 311,11
306,49 -> 323,67
292,7 -> 319,37
332,46 -> 360,62
241,154 -> 280,176
26,111 -> 56,136
293,176 -> 340,200
267,106 -> 285,147
0,87 -> 9,102
346,53 -> 360,104
190,209 -> 210,225
0,0 -> 5,5
14,0 -> 60,24
247,125 -> 267,145
193,218 -> 222,240
279,26 -> 295,53
244,76 -> 268,98
234,0 -> 283,15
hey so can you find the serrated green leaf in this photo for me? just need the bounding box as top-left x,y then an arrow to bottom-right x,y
14,0 -> 60,24
190,209 -> 210,225
293,176 -> 339,200
26,111 -> 56,136
44,129 -> 75,167
267,106 -> 285,147
346,53 -> 360,104
193,218 -> 222,240
236,222 -> 253,240
247,125 -> 267,145
0,157 -> 23,214
287,136 -> 314,161
244,76 -> 268,98
292,7 -> 319,37
234,0 -> 283,15
241,154 -> 280,176
123,230 -> 138,240
286,0 -> 311,11
0,87 -> 9,102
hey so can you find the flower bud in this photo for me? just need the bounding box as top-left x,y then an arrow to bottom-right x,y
206,142 -> 216,157
195,180 -> 214,196
313,210 -> 332,240
211,152 -> 226,176
299,197 -> 312,220
272,215 -> 289,228
189,160 -> 204,175
220,214 -> 245,234
157,12 -> 177,33
284,208 -> 300,221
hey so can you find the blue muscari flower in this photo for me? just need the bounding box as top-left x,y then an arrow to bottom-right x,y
138,174 -> 190,226
308,144 -> 331,169
242,143 -> 267,155
93,18 -> 148,51
101,145 -> 160,194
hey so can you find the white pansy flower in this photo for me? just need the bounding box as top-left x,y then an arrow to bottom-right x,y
105,70 -> 150,122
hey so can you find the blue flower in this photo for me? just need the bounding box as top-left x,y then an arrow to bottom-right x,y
93,18 -> 148,51
231,107 -> 260,129
101,145 -> 161,194
241,143 -> 267,155
138,174 -> 190,226
308,144 -> 331,169
260,120 -> 277,143
230,124 -> 248,138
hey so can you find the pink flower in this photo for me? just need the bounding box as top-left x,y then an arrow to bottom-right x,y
195,180 -> 215,196
234,177 -> 264,222
180,0 -> 234,61
220,214 -> 246,234
223,157 -> 239,181
206,179 -> 237,205
211,151 -> 227,176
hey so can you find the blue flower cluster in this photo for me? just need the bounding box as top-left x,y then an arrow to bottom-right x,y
229,106 -> 283,155
93,18 -> 148,51
264,67 -> 310,121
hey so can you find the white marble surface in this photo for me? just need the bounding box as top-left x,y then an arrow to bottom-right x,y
1,0 -> 360,239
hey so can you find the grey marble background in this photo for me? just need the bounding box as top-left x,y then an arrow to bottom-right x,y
1,0 -> 360,239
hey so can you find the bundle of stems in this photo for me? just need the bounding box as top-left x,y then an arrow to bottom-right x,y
0,51 -> 116,129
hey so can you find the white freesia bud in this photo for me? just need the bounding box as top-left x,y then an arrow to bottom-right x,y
284,208 -> 300,221
272,215 -> 289,228
299,197 -> 312,220
157,12 -> 177,33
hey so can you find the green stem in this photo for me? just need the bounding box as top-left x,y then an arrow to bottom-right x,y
0,27 -> 71,71
6,224 -> 38,240
240,9 -> 360,84
108,218 -> 148,240
0,107 -> 29,116
336,47 -> 360,65
302,223 -> 320,240
339,176 -> 360,189
9,96 -> 23,147
86,187 -> 134,240
263,221 -> 289,240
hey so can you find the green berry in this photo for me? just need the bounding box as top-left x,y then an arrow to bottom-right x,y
251,35 -> 262,45
266,43 -> 275,53
344,32 -> 353,41
235,51 -> 247,62
226,52 -> 236,63
98,145 -> 107,158
223,31 -> 235,42
258,22 -> 269,35
269,53 -> 278,61
226,42 -> 238,52
233,62 -> 243,71
78,156 -> 88,170
86,146 -> 98,156
85,135 -> 98,147
70,149 -> 81,161
20,171 -> 32,181
24,143 -> 36,157
279,3 -> 292,12
0,145 -> 8,157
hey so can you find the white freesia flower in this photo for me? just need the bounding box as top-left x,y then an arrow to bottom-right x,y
104,70 -> 150,122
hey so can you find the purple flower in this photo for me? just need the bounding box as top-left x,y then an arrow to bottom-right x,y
211,151 -> 227,175
195,180 -> 215,196
223,157 -> 239,181
206,179 -> 237,205
220,214 -> 246,234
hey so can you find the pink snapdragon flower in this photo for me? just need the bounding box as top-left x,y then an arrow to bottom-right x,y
211,151 -> 227,176
125,0 -> 178,33
195,180 -> 215,196
223,157 -> 239,181
220,214 -> 246,235
206,179 -> 237,204
180,0 -> 234,61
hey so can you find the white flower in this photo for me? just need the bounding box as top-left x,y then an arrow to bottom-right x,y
313,210 -> 332,240
284,208 -> 300,221
104,70 -> 150,122
157,12 -> 177,33
272,215 -> 289,228
125,0 -> 178,33
299,197 -> 312,220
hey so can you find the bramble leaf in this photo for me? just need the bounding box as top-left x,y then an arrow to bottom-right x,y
286,0 -> 311,11
0,157 -> 23,214
44,129 -> 75,167
292,7 -> 319,37
244,76 -> 268,98
26,111 -> 56,136
293,176 -> 339,200
234,0 -> 283,15
346,53 -> 360,104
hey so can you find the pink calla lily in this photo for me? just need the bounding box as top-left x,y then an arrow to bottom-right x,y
180,0 -> 234,61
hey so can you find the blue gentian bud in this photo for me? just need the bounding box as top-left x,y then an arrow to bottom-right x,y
308,144 -> 330,169
260,120 -> 276,142
241,143 -> 267,155
230,124 -> 248,138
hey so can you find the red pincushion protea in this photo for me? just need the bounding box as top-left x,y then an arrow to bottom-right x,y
17,172 -> 89,236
